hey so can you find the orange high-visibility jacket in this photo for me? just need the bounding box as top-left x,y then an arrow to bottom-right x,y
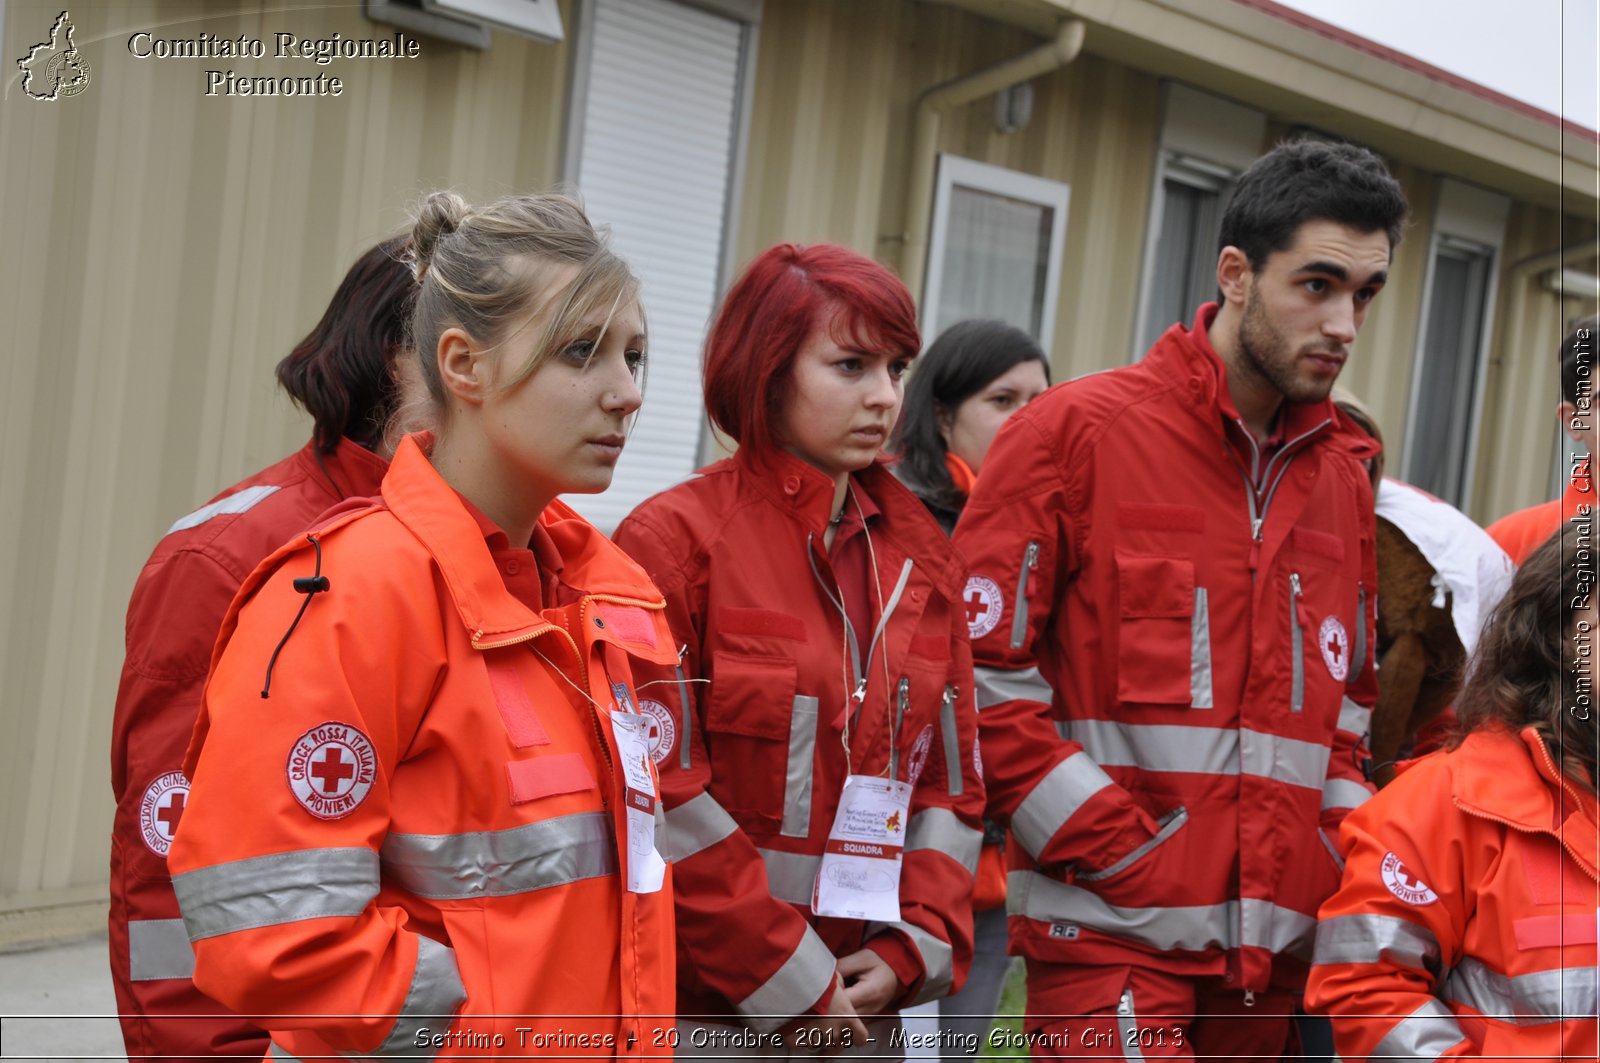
1486,461 -> 1593,566
111,438 -> 386,1062
953,305 -> 1379,993
1307,725 -> 1599,1059
169,435 -> 679,1061
612,447 -> 986,1029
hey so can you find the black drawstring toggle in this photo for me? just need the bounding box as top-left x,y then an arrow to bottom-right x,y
261,534 -> 331,699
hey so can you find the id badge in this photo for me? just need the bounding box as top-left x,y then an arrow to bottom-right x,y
812,774 -> 911,921
609,705 -> 667,895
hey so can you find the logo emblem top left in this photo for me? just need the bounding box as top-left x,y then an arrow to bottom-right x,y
18,11 -> 92,101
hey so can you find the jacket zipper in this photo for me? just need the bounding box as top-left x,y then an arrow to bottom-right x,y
941,683 -> 963,797
1350,583 -> 1367,681
891,676 -> 910,778
1227,417 -> 1331,575
1011,541 -> 1040,649
1289,573 -> 1304,713
674,649 -> 694,771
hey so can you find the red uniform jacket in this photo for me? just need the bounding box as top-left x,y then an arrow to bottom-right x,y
110,438 -> 386,1062
1307,726 -> 1599,1060
953,305 -> 1379,992
612,448 -> 986,1029
168,435 -> 679,1060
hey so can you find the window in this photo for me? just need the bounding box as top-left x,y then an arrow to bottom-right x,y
922,155 -> 1069,344
1402,179 -> 1510,510
1135,155 -> 1232,353
560,0 -> 757,531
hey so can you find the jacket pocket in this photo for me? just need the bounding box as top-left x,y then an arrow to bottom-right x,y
1114,553 -> 1197,706
1077,805 -> 1189,883
704,653 -> 795,831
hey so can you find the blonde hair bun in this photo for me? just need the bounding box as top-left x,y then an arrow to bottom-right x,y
411,191 -> 472,281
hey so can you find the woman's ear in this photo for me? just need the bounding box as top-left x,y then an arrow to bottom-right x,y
437,327 -> 487,407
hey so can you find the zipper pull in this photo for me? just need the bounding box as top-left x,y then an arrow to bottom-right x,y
852,677 -> 868,705
1243,990 -> 1256,1008
1290,572 -> 1302,597
1248,518 -> 1264,572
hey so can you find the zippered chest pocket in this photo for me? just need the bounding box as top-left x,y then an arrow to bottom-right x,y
1114,552 -> 1201,707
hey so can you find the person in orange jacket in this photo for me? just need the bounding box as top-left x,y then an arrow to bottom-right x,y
889,318 -> 1050,1058
168,192 -> 679,1061
109,235 -> 415,1063
612,243 -> 986,1055
1306,524 -> 1599,1059
1486,315 -> 1597,565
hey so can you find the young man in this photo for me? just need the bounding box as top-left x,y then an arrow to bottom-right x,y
1486,315 -> 1597,564
953,139 -> 1407,1058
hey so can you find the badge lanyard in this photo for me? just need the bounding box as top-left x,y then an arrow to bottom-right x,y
530,642 -> 666,895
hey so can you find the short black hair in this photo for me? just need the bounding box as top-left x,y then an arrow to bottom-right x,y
893,318 -> 1050,512
275,235 -> 416,454
1559,314 -> 1598,407
1218,139 -> 1409,270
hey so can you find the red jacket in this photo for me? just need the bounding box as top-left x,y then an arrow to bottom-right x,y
612,448 -> 986,1028
1307,726 -> 1599,1060
110,438 -> 386,1062
953,306 -> 1379,992
1486,461 -> 1592,565
168,435 -> 679,1060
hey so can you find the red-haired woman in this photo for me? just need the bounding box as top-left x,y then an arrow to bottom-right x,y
1306,525 -> 1599,1060
614,243 -> 985,1053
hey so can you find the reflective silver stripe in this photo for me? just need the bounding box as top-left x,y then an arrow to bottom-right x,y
1069,720 -> 1236,775
1240,727 -> 1329,791
1116,988 -> 1146,1060
781,696 -> 818,838
1189,587 -> 1213,709
1322,776 -> 1373,811
1370,998 -> 1469,1058
1009,870 -> 1230,952
174,848 -> 378,940
166,484 -> 281,535
1313,913 -> 1442,974
1078,807 -> 1187,883
1337,695 -> 1372,737
1011,752 -> 1115,859
268,1043 -> 302,1062
1010,871 -> 1315,956
376,935 -> 466,1057
906,808 -> 983,877
1054,720 -> 1069,740
1240,896 -> 1317,959
939,689 -> 963,798
128,918 -> 195,981
380,811 -> 615,899
675,660 -> 695,771
1441,955 -> 1600,1024
757,847 -> 820,906
736,925 -> 839,1032
974,665 -> 1051,710
866,919 -> 954,1005
665,792 -> 739,862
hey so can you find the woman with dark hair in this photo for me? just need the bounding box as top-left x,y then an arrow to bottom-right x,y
613,243 -> 985,1054
892,319 -> 1050,533
1307,526 -> 1599,1060
110,235 -> 416,1063
889,319 -> 1047,1057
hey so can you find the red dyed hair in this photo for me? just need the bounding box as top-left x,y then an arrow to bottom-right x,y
703,243 -> 920,452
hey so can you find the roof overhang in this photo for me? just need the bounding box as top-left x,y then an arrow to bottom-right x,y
931,0 -> 1599,220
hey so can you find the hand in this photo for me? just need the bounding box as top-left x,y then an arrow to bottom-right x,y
784,975 -> 868,1058
837,948 -> 898,1018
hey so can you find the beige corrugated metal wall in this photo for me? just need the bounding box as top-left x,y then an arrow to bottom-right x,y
2,0 -> 1592,940
1,0 -> 573,936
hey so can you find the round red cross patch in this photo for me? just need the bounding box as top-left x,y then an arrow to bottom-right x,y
287,722 -> 377,820
139,771 -> 190,856
640,698 -> 676,765
906,725 -> 936,787
1380,851 -> 1438,906
1319,615 -> 1350,682
963,576 -> 1004,640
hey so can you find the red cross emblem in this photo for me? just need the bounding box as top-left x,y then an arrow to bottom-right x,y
1380,851 -> 1438,905
1319,615 -> 1350,682
287,722 -> 376,820
963,576 -> 1004,639
139,771 -> 190,856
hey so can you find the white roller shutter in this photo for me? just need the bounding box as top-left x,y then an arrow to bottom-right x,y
564,0 -> 749,531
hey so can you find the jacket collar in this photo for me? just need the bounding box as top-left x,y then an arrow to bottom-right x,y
380,434 -> 673,659
1150,303 -> 1379,463
1450,725 -> 1600,876
292,436 -> 390,501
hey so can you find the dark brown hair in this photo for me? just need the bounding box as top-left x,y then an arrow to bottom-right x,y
1455,523 -> 1599,791
275,235 -> 417,454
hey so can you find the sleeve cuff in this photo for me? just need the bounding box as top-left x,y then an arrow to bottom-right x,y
864,931 -> 923,1007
